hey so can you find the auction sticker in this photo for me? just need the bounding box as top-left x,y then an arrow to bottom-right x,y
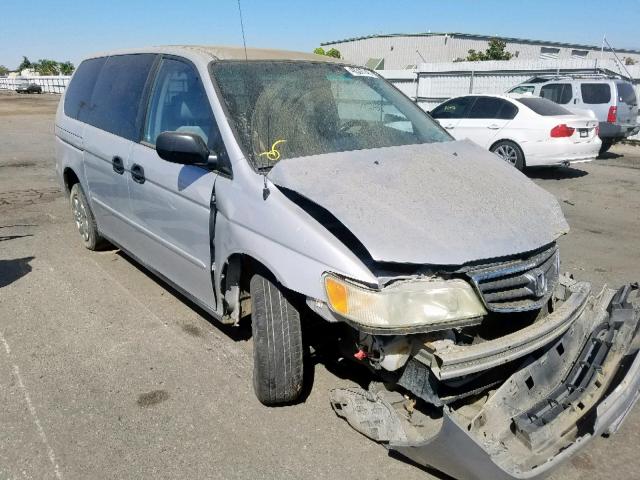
344,66 -> 377,77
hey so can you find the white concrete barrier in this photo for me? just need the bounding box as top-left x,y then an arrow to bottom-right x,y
0,76 -> 71,94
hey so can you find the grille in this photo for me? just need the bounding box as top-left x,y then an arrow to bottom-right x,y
466,245 -> 559,313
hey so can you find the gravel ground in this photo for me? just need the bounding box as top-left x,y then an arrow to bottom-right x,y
0,90 -> 639,480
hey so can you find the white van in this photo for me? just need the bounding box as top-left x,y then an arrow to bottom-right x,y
56,46 -> 640,480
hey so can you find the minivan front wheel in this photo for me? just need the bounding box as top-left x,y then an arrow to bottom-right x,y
491,140 -> 525,170
69,183 -> 105,250
250,273 -> 304,406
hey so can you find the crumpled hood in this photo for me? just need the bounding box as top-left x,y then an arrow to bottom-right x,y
268,140 -> 569,266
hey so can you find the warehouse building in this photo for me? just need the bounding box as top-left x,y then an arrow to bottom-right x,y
321,32 -> 640,70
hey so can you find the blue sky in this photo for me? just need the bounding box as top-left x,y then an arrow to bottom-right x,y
1,0 -> 639,69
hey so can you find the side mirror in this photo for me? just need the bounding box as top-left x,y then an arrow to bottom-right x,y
156,131 -> 218,168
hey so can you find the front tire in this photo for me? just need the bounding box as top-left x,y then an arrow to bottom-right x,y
250,273 -> 304,406
491,140 -> 525,171
69,183 -> 105,250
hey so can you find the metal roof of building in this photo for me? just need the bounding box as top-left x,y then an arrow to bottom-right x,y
321,32 -> 640,55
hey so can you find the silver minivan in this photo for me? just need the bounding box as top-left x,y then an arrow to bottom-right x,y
509,74 -> 639,153
56,46 -> 640,480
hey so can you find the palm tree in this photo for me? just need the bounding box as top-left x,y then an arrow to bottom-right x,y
34,59 -> 60,76
17,56 -> 32,72
59,61 -> 75,75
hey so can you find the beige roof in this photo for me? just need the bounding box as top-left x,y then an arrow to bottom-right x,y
87,45 -> 346,64
185,45 -> 345,62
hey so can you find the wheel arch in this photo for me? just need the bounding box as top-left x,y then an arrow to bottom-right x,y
62,166 -> 80,196
218,252 -> 285,324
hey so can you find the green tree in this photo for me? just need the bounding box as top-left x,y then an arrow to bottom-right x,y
465,38 -> 513,61
59,61 -> 75,75
0,65 -> 9,76
17,56 -> 32,71
313,47 -> 341,59
34,59 -> 60,75
325,48 -> 341,59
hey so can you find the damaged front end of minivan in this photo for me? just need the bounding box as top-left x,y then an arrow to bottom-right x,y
266,141 -> 640,480
327,277 -> 640,480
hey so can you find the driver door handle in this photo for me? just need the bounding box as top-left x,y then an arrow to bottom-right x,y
131,163 -> 145,184
444,125 -> 455,129
112,156 -> 124,175
487,124 -> 500,130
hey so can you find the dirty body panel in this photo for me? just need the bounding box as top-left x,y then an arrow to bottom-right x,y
331,281 -> 640,480
268,140 -> 568,266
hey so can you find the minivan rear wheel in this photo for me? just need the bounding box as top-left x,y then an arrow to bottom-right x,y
250,273 -> 304,406
69,183 -> 106,250
491,140 -> 525,170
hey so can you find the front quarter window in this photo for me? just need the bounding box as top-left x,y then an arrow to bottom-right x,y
210,61 -> 450,169
144,58 -> 218,148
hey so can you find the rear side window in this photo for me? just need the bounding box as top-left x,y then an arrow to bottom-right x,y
581,83 -> 611,104
86,54 -> 156,141
516,97 -> 572,116
64,57 -> 106,121
616,83 -> 637,105
467,97 -> 518,119
540,83 -> 572,104
431,96 -> 474,119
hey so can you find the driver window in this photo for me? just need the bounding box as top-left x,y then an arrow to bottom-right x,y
144,58 -> 219,148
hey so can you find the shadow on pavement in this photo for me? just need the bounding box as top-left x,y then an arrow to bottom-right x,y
598,151 -> 623,160
115,250 -> 252,343
114,248 -> 372,404
0,256 -> 35,288
526,166 -> 588,180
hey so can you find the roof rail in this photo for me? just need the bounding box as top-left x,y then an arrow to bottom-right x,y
525,73 -> 623,82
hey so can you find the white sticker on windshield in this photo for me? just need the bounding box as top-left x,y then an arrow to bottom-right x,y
344,66 -> 377,77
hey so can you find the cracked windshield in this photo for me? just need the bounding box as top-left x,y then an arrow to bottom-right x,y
211,61 -> 450,168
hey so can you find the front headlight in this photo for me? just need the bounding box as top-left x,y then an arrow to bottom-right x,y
324,273 -> 486,330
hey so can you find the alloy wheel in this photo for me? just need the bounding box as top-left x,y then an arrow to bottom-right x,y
72,194 -> 90,242
494,144 -> 518,165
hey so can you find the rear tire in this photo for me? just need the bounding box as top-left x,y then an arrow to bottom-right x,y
599,140 -> 613,155
491,140 -> 525,171
69,183 -> 106,251
250,273 -> 304,406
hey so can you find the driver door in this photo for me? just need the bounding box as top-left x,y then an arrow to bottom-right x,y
127,57 -> 220,311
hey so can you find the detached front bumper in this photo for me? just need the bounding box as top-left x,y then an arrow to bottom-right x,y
330,282 -> 640,480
